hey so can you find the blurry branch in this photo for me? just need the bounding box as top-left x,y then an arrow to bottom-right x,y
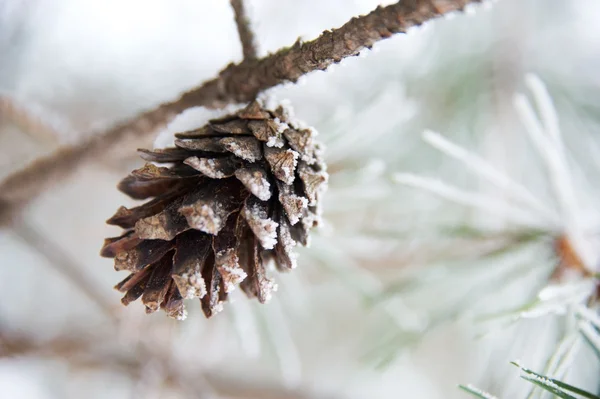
0,0 -> 481,212
0,329 -> 95,360
0,327 -> 215,398
230,0 -> 258,60
12,219 -> 118,321
0,328 -> 331,399
0,95 -> 60,145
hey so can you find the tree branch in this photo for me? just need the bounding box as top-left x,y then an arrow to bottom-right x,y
0,95 -> 61,145
230,0 -> 258,60
0,328 -> 335,399
0,0 -> 480,210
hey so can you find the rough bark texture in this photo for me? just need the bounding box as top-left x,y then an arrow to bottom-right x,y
230,0 -> 258,60
0,0 -> 480,209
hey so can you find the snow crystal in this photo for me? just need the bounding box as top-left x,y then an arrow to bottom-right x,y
180,203 -> 223,235
220,136 -> 262,162
220,265 -> 247,292
266,135 -> 284,148
184,157 -> 228,178
242,203 -> 279,249
172,265 -> 207,299
286,110 -> 311,131
281,149 -> 299,180
304,126 -> 319,137
279,192 -> 308,226
282,245 -> 299,269
215,249 -> 247,293
260,278 -> 278,303
204,159 -> 227,178
288,252 -> 299,269
234,168 -> 272,201
250,178 -> 271,201
525,374 -> 560,390
172,308 -> 188,321
272,117 -> 289,134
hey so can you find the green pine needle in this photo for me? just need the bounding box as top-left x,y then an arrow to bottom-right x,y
458,384 -> 499,399
521,376 -> 578,399
511,362 -> 600,399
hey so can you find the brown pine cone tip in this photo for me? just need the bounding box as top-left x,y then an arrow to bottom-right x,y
101,101 -> 327,319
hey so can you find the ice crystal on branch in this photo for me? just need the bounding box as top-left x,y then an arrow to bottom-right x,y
101,100 -> 327,319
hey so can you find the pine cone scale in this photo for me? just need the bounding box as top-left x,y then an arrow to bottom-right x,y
201,254 -> 223,318
234,167 -> 272,201
171,230 -> 211,299
211,119 -> 251,134
183,156 -> 240,179
101,231 -> 141,258
140,255 -> 174,313
138,148 -> 191,162
119,272 -> 150,306
114,238 -> 174,272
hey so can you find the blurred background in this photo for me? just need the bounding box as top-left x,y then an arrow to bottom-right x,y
1,0 -> 600,398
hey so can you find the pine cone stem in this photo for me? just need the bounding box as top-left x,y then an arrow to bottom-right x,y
0,0 -> 480,215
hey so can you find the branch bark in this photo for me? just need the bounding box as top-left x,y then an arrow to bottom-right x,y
0,0 -> 481,210
230,0 -> 258,60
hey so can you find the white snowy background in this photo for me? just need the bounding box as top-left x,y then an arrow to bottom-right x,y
1,0 -> 600,398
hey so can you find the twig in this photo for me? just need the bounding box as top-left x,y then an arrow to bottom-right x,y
230,0 -> 258,60
0,327 -> 214,398
0,95 -> 61,145
0,0 -> 481,210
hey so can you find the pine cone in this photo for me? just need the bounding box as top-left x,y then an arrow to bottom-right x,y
101,101 -> 327,319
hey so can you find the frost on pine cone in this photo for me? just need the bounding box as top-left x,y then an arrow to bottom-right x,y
101,101 -> 327,319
